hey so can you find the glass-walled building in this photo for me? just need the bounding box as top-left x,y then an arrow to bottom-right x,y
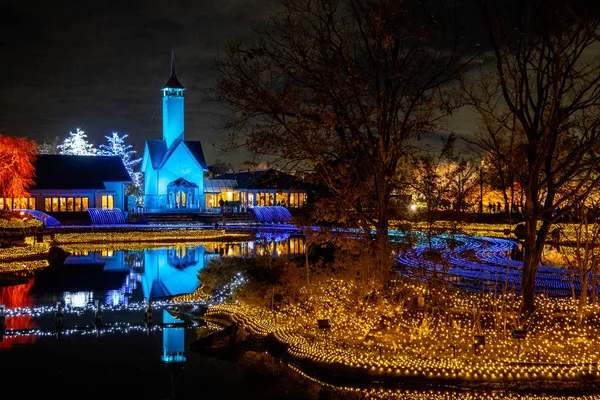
204,169 -> 309,212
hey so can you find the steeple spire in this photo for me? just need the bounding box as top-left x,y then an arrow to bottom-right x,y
161,51 -> 185,148
163,51 -> 185,89
170,50 -> 175,75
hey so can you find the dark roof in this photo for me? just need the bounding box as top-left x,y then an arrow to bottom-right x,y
163,74 -> 184,90
30,263 -> 129,293
146,139 -> 208,171
145,140 -> 168,169
162,53 -> 185,90
31,155 -> 131,190
182,141 -> 208,170
211,169 -> 308,190
150,280 -> 169,299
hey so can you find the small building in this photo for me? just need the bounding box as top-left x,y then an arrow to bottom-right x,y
205,169 -> 309,212
141,54 -> 208,211
0,154 -> 131,213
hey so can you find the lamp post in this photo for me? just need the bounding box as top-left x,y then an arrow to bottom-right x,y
479,160 -> 485,214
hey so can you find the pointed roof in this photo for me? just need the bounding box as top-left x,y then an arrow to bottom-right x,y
145,140 -> 168,169
163,52 -> 185,90
168,177 -> 199,188
144,139 -> 208,171
182,140 -> 208,170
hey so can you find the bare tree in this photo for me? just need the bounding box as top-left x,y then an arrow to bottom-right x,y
445,158 -> 479,213
207,158 -> 235,177
463,0 -> 600,315
481,149 -> 521,215
410,135 -> 456,246
560,194 -> 600,325
213,0 -> 471,280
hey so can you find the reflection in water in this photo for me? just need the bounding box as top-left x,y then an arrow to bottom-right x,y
63,291 -> 94,308
204,234 -> 305,258
0,233 -> 315,399
0,234 -> 305,363
23,233 -> 305,309
142,246 -> 206,299
0,280 -> 36,348
162,309 -> 186,363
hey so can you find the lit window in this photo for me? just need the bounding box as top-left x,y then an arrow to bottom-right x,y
101,195 -> 114,209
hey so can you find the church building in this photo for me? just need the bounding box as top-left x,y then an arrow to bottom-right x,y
141,54 -> 208,211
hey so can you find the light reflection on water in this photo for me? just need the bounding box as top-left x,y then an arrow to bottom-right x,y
0,233 -> 306,313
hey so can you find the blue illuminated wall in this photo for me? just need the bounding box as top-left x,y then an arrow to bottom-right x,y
162,87 -> 184,149
158,144 -> 205,208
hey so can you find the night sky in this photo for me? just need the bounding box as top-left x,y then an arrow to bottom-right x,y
0,0 -> 480,166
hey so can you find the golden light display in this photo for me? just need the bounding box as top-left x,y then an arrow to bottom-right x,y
0,229 -> 247,263
201,277 -> 600,389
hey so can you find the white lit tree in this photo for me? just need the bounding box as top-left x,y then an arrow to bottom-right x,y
98,132 -> 143,197
57,128 -> 97,155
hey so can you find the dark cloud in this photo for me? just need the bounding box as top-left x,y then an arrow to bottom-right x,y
0,0 -> 275,164
0,0 -> 488,165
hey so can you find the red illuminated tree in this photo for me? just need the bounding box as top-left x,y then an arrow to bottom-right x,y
0,134 -> 38,199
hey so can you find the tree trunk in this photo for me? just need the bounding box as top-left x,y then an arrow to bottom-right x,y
375,186 -> 392,286
521,217 -> 546,316
578,273 -> 589,326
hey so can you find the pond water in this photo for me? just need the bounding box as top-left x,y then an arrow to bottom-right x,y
0,231 -> 592,399
0,233 -> 315,399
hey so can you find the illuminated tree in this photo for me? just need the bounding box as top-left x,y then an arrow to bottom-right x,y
411,155 -> 451,236
444,160 -> 479,213
57,127 -> 97,155
410,135 -> 464,241
0,134 -> 37,199
98,132 -> 142,196
463,0 -> 600,315
480,150 -> 522,215
214,0 -> 472,278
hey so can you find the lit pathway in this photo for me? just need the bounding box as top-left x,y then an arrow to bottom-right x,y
394,234 -> 578,297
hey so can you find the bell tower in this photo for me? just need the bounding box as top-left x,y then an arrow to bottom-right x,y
162,52 -> 185,148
